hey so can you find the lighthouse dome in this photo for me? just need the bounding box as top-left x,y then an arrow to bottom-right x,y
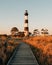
24,10 -> 28,15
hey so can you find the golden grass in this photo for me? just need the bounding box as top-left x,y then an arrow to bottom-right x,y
0,36 -> 19,65
23,36 -> 52,65
24,36 -> 52,54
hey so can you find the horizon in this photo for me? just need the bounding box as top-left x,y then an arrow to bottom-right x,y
0,0 -> 52,35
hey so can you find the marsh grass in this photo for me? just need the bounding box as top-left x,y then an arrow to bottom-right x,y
24,36 -> 52,65
0,35 -> 19,65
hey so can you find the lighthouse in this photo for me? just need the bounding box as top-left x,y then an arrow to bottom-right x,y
24,10 -> 29,36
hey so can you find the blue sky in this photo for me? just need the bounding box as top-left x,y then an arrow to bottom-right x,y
0,0 -> 52,34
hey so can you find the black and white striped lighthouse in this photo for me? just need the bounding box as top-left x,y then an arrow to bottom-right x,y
24,10 -> 29,36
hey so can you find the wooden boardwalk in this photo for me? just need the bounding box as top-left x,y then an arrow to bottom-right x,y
7,43 -> 39,65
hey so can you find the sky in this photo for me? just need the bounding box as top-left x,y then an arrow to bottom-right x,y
0,0 -> 52,35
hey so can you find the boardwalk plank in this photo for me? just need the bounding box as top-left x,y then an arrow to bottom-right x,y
7,43 -> 39,65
